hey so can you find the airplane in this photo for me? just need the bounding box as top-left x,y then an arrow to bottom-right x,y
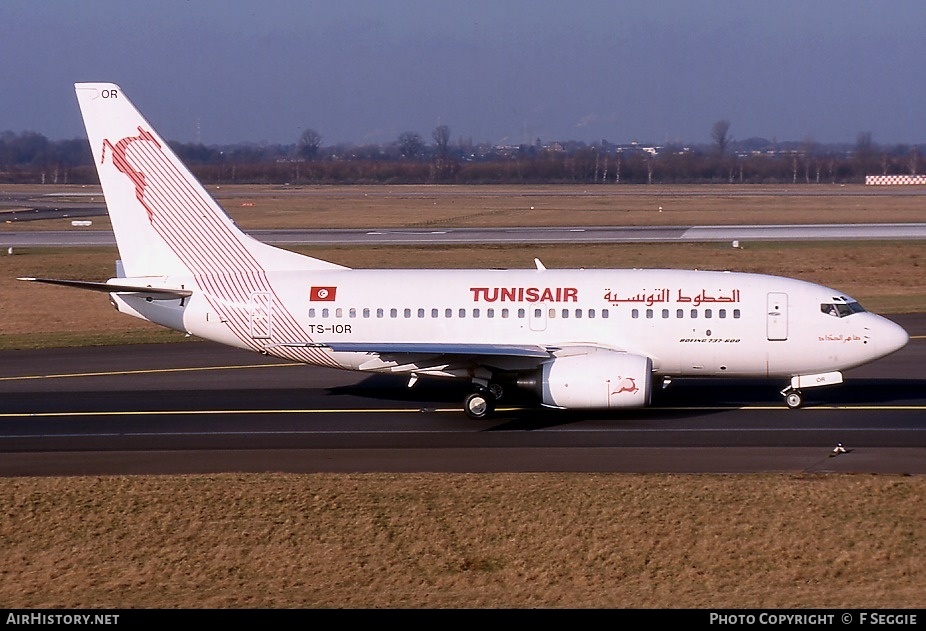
20,82 -> 910,419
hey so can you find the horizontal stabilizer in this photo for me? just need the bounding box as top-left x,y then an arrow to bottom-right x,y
18,277 -> 192,300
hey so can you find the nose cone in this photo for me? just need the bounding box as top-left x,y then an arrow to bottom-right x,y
877,317 -> 909,357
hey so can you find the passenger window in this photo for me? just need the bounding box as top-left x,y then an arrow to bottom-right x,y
473,308 -> 480,318
445,308 -> 453,318
308,308 -> 316,317
646,309 -> 654,319
733,309 -> 741,319
376,308 -> 384,318
632,309 -> 639,319
404,308 -> 411,318
690,309 -> 698,319
705,309 -> 712,318
676,309 -> 684,318
363,308 -> 370,318
322,308 -> 329,317
588,309 -> 595,318
518,308 -> 526,318
349,308 -> 357,318
502,308 -> 509,318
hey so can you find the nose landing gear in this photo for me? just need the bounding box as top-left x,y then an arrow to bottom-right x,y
780,371 -> 842,410
783,388 -> 803,409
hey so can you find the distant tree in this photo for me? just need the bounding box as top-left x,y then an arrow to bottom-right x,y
854,131 -> 876,178
298,128 -> 322,161
432,124 -> 450,158
800,137 -> 820,183
430,124 -> 455,181
397,131 -> 424,159
711,120 -> 731,156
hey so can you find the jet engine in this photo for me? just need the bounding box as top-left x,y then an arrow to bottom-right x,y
519,348 -> 653,409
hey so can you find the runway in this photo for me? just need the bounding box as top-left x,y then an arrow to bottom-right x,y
1,314 -> 922,476
4,223 -> 926,248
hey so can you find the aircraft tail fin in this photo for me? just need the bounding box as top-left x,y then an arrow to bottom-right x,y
74,83 -> 346,278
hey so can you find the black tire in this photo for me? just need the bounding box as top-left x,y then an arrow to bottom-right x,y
785,390 -> 803,409
463,391 -> 494,419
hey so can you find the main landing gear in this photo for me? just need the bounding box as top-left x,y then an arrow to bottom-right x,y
463,383 -> 504,420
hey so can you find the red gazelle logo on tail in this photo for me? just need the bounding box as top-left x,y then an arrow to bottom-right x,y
101,127 -> 160,223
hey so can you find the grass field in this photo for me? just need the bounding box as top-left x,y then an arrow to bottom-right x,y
1,473 -> 923,609
5,182 -> 926,231
1,184 -> 924,609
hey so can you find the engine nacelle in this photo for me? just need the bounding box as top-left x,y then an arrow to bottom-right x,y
538,349 -> 653,409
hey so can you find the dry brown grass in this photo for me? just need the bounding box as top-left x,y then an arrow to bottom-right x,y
4,183 -> 926,232
217,183 -> 926,229
1,473 -> 923,609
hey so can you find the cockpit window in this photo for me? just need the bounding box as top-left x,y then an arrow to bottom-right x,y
821,301 -> 866,318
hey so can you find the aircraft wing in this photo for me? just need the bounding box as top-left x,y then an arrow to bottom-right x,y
274,342 -> 555,358
18,277 -> 192,301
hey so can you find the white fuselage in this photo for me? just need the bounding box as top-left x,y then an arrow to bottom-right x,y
113,267 -> 908,381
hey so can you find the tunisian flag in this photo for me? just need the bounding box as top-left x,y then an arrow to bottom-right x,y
309,286 -> 337,301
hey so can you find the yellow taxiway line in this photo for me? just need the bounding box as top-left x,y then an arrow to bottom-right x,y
0,363 -> 301,382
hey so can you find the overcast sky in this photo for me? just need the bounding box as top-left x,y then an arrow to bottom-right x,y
2,1 -> 924,147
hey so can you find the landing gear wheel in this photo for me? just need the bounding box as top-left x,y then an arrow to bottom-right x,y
784,390 -> 803,409
463,391 -> 495,420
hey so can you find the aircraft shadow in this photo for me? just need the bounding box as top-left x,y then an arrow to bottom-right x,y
328,374 -> 926,431
655,377 -> 926,408
326,374 -> 475,405
8,376 -> 921,424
